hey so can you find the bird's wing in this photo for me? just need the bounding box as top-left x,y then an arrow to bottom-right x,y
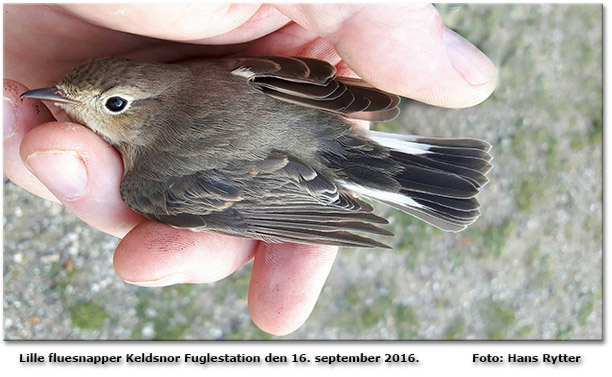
231,56 -> 400,122
121,154 -> 392,248
120,170 -> 244,226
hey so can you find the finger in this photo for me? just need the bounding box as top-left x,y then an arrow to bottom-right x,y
275,3 -> 497,108
4,79 -> 59,202
113,221 -> 257,286
19,121 -> 143,238
4,5 -> 247,91
194,4 -> 291,45
57,3 -> 263,41
248,242 -> 337,336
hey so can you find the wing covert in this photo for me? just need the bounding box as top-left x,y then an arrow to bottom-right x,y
121,153 -> 393,248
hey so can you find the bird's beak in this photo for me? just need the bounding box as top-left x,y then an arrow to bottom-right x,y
20,86 -> 80,105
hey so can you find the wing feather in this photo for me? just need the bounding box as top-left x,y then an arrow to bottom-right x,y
232,56 -> 400,122
121,153 -> 393,248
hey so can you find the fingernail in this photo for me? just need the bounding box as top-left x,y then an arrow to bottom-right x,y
24,150 -> 88,200
4,96 -> 17,140
123,273 -> 189,287
444,26 -> 496,86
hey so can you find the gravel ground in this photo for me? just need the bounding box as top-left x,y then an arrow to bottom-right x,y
3,4 -> 602,340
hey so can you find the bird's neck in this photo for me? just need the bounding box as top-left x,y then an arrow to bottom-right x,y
116,142 -> 138,176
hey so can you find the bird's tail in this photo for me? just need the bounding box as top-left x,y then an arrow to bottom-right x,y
339,130 -> 493,232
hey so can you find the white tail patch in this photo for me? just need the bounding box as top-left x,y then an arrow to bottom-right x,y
339,181 -> 424,209
231,67 -> 255,80
368,130 -> 432,155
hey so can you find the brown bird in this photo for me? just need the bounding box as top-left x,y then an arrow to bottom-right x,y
21,56 -> 492,248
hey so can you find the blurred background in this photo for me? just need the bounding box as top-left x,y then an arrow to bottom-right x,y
4,4 -> 602,340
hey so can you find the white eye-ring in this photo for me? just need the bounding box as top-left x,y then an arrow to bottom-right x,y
103,95 -> 132,114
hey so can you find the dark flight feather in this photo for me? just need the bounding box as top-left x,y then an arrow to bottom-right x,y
232,56 -> 401,122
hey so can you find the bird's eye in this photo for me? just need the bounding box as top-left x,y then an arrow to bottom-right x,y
105,96 -> 128,112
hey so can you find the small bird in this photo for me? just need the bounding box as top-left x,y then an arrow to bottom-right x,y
21,57 -> 492,248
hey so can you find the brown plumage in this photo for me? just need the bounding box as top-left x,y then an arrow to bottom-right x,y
21,56 -> 492,248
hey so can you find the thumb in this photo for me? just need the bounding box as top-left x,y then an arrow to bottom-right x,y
19,121 -> 144,238
275,3 -> 497,108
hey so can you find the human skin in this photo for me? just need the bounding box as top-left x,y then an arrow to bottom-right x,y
3,3 -> 496,336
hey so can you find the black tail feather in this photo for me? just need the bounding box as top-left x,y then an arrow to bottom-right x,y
342,131 -> 493,232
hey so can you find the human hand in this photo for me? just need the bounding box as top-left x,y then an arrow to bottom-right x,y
3,3 -> 496,336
